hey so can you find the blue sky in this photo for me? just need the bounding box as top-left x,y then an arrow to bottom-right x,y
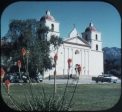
1,1 -> 121,48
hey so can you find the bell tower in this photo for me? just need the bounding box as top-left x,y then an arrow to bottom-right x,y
82,22 -> 102,51
40,10 -> 60,41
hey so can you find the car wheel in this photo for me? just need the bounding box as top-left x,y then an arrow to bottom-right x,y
113,80 -> 117,83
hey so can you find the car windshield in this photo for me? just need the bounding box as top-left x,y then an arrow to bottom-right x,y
103,74 -> 112,77
98,75 -> 103,77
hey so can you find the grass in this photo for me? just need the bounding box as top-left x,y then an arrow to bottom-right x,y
1,83 -> 121,111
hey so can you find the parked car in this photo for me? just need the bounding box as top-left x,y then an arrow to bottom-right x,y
104,75 -> 118,83
36,72 -> 43,82
3,73 -> 20,83
21,72 -> 29,83
3,72 -> 29,83
92,74 -> 119,83
92,75 -> 111,83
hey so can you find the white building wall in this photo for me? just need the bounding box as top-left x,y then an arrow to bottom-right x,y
91,41 -> 102,51
45,20 -> 60,32
89,50 -> 104,76
55,43 -> 90,76
91,31 -> 101,41
44,43 -> 103,78
42,19 -> 104,78
45,20 -> 60,41
91,32 -> 102,51
82,49 -> 89,75
56,45 -> 64,75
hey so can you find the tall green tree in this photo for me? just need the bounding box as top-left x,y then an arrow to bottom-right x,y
1,19 -> 63,78
29,25 -> 51,76
50,35 -> 63,49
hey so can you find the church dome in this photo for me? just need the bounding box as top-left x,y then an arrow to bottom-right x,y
40,10 -> 55,21
85,22 -> 96,32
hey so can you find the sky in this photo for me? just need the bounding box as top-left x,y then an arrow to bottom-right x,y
1,1 -> 121,48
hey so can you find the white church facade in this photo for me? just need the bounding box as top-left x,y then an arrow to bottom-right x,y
40,10 -> 104,78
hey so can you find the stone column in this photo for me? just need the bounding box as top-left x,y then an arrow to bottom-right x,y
88,50 -> 89,75
72,48 -> 73,74
84,50 -> 86,75
63,47 -> 65,75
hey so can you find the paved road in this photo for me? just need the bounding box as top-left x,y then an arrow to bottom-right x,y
42,79 -> 121,84
8,78 -> 121,85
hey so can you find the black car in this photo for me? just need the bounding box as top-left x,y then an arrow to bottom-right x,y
92,75 -> 111,83
3,73 -> 19,83
3,72 -> 29,83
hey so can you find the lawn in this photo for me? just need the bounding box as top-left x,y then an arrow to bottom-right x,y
1,83 -> 121,111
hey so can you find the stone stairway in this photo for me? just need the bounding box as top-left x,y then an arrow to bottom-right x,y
44,74 -> 95,84
79,75 -> 92,79
78,75 -> 93,84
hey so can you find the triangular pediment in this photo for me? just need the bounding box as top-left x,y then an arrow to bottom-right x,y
64,36 -> 89,47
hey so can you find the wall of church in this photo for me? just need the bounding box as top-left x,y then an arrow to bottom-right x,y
91,41 -> 102,51
44,45 -> 103,78
47,32 -> 60,41
91,32 -> 101,41
55,43 -> 90,76
41,11 -> 104,78
45,20 -> 60,32
90,32 -> 102,51
89,50 -> 104,76
45,20 -> 60,40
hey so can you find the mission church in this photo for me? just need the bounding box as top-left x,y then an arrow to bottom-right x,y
40,10 -> 104,78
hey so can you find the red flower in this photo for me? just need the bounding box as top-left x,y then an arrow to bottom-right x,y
5,80 -> 10,94
21,48 -> 26,56
67,58 -> 72,69
0,67 -> 5,79
54,53 -> 58,63
78,65 -> 81,72
17,60 -> 22,68
5,79 -> 10,86
67,58 -> 72,64
77,65 -> 82,75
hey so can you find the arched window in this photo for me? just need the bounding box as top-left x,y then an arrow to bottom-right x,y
96,44 -> 98,50
51,24 -> 54,31
96,34 -> 98,40
75,50 -> 79,54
